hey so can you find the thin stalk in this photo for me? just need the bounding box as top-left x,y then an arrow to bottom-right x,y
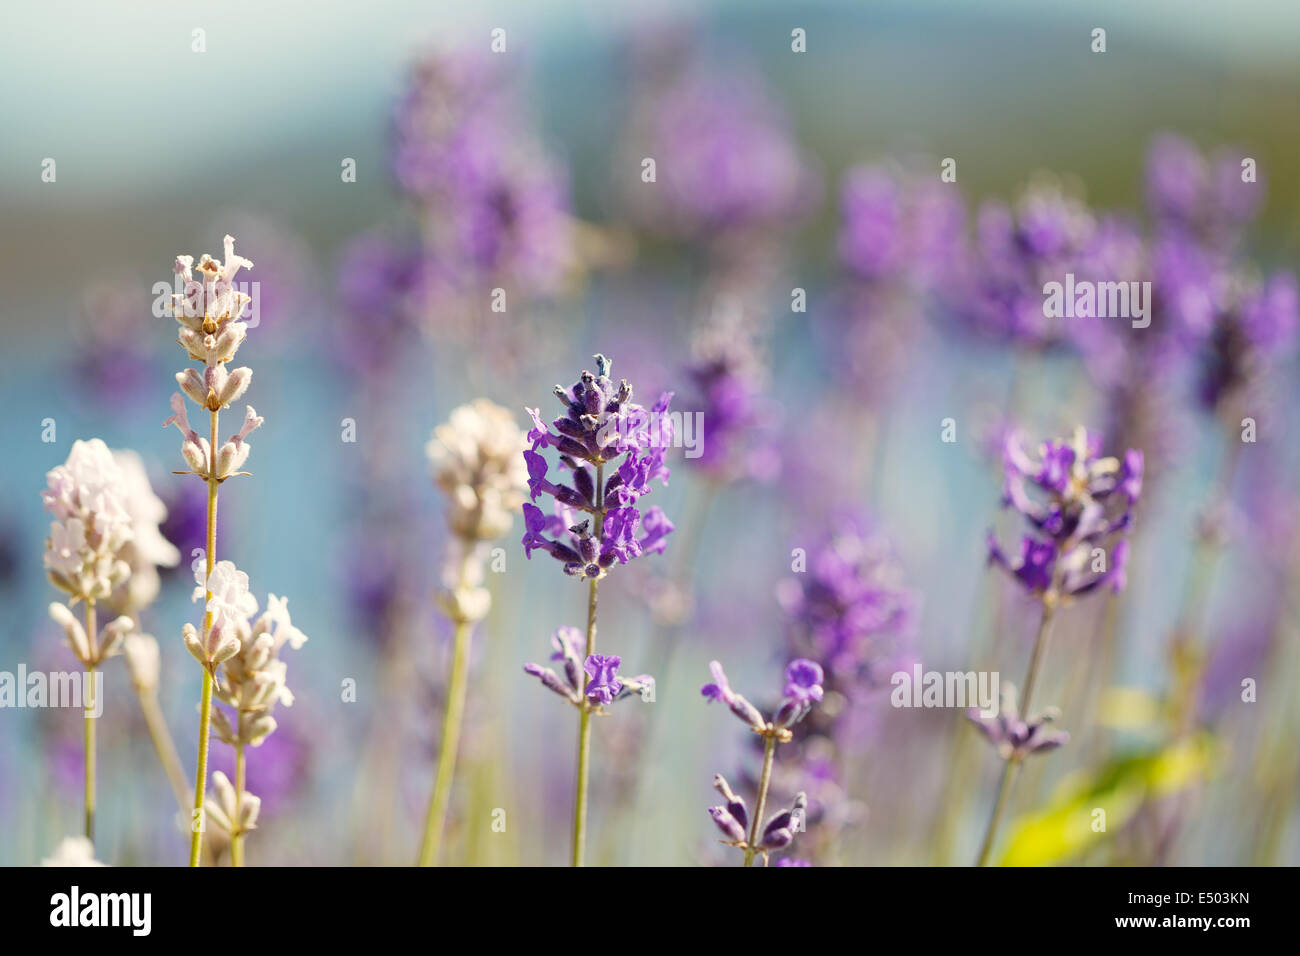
83,601 -> 97,845
229,744 -> 246,867
417,572 -> 475,866
135,687 -> 191,815
975,592 -> 1057,867
571,462 -> 603,867
743,734 -> 778,868
975,760 -> 1020,868
189,407 -> 219,867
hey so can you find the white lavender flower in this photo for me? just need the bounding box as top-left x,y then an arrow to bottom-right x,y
426,398 -> 529,541
41,439 -> 134,603
110,450 -> 181,613
204,770 -> 260,837
206,582 -> 308,748
41,836 -> 106,867
426,398 -> 528,623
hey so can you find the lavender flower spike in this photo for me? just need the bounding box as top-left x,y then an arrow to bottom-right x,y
703,661 -> 821,866
525,640 -> 652,712
519,354 -> 674,866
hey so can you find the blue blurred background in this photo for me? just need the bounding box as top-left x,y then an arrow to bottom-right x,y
2,0 -> 1298,865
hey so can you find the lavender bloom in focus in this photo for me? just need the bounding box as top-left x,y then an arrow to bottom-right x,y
523,628 -> 652,709
519,354 -> 674,580
583,654 -> 623,705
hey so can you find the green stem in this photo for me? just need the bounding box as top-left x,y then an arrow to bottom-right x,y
230,744 -> 246,867
744,734 -> 778,867
975,591 -> 1057,867
189,407 -> 219,867
135,686 -> 191,816
975,759 -> 1020,867
571,462 -> 603,868
83,601 -> 97,846
418,614 -> 474,866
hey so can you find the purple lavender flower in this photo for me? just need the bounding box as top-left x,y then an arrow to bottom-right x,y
776,515 -> 917,687
957,180 -> 1097,349
707,773 -> 749,841
967,684 -> 1069,761
523,628 -> 652,709
701,660 -> 767,731
988,427 -> 1142,597
392,49 -> 574,297
583,654 -> 623,705
1193,268 -> 1298,415
519,354 -> 674,579
1146,133 -> 1262,248
774,660 -> 825,729
622,60 -> 818,240
759,792 -> 808,849
335,230 -> 423,374
838,164 -> 966,289
683,345 -> 780,484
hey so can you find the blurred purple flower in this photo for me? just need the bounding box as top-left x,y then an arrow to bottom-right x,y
967,684 -> 1069,760
623,59 -> 818,240
777,514 -> 918,687
988,427 -> 1141,597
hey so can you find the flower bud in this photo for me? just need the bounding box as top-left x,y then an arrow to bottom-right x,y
246,713 -> 277,746
182,437 -> 210,476
97,615 -> 134,661
708,806 -> 747,844
183,622 -> 206,665
177,368 -> 208,406
49,602 -> 90,664
238,791 -> 261,831
210,706 -> 236,746
218,367 -> 252,407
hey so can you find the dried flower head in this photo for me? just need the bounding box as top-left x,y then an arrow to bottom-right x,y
427,398 -> 529,541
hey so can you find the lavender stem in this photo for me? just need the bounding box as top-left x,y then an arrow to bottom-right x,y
189,407 -> 219,867
744,734 -> 778,868
83,601 -> 97,845
975,592 -> 1057,866
572,462 -> 603,867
